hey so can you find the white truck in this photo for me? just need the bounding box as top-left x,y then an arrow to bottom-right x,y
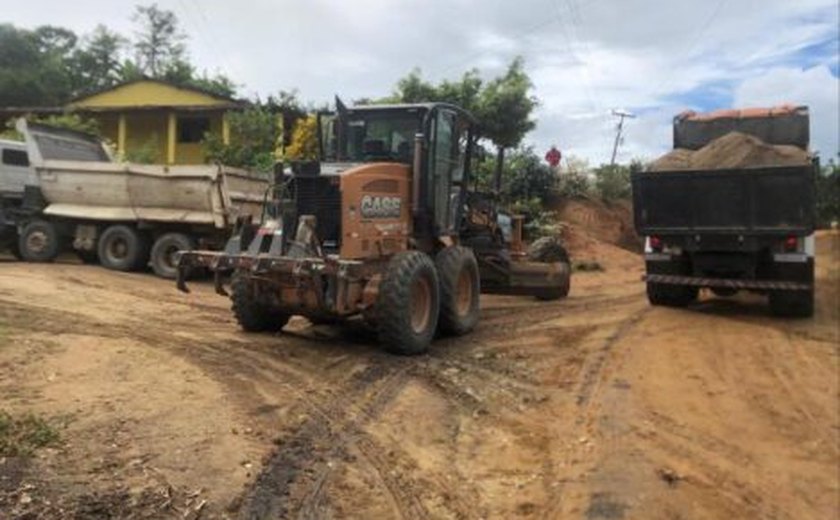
0,120 -> 269,278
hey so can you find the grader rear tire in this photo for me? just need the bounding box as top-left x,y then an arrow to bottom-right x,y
375,251 -> 440,355
231,272 -> 290,332
436,246 -> 480,336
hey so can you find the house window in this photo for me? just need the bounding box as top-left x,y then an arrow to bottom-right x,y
2,148 -> 29,167
178,117 -> 210,143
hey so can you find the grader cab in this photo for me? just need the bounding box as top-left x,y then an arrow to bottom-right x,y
176,102 -> 570,354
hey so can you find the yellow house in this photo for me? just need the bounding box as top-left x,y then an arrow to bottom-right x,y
67,79 -> 245,164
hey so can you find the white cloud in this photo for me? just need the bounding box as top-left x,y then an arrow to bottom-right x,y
733,66 -> 839,158
5,0 -> 838,163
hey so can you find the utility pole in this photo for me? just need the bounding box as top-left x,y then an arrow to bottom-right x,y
610,109 -> 635,166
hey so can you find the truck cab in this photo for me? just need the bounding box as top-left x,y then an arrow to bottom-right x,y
0,139 -> 34,199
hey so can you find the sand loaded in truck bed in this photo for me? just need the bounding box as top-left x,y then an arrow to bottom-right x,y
649,131 -> 811,171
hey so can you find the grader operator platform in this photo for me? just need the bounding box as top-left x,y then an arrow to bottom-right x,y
176,101 -> 570,354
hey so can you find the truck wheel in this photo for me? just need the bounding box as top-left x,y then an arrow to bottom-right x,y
647,282 -> 698,307
19,220 -> 60,262
436,246 -> 480,336
98,225 -> 150,272
376,251 -> 440,355
528,236 -> 570,263
151,233 -> 196,279
528,236 -> 571,300
231,272 -> 290,332
769,290 -> 814,318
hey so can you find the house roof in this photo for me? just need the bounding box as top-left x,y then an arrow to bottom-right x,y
68,77 -> 246,111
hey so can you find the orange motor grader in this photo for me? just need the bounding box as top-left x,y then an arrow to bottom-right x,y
176,102 -> 570,354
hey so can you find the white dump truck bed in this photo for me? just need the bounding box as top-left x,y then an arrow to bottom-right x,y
17,119 -> 267,229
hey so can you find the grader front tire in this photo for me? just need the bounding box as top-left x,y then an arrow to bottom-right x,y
375,251 -> 440,355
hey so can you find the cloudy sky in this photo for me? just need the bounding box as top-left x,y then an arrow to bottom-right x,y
7,0 -> 839,163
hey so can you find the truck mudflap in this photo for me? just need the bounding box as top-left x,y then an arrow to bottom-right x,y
643,273 -> 811,291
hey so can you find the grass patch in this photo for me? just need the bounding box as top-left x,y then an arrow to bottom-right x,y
573,260 -> 605,272
0,410 -> 60,457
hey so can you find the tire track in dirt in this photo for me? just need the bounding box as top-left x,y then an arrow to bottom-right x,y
574,306 -> 649,407
237,364 -> 423,520
540,304 -> 651,518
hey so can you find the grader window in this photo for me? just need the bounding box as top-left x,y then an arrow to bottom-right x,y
345,115 -> 420,163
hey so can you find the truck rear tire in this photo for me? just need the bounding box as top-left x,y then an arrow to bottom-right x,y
98,225 -> 150,272
375,251 -> 440,355
436,246 -> 480,336
151,233 -> 196,279
647,282 -> 698,307
19,220 -> 60,262
769,290 -> 814,318
231,272 -> 290,332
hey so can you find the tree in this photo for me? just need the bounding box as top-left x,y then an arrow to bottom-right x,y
592,164 -> 631,201
265,90 -> 308,148
384,58 -> 537,191
475,57 -> 537,190
203,106 -> 279,172
389,69 -> 439,103
69,25 -> 126,92
557,155 -> 593,198
285,115 -> 319,161
0,24 -> 73,106
132,3 -> 186,77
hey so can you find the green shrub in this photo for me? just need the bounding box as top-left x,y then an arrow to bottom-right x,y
0,410 -> 60,457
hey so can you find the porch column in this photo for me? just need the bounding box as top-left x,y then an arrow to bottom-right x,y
117,113 -> 127,158
167,111 -> 177,164
222,112 -> 230,145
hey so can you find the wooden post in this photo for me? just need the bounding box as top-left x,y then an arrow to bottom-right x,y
117,113 -> 127,159
167,112 -> 177,164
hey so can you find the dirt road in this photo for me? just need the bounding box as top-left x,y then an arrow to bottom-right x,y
0,233 -> 837,519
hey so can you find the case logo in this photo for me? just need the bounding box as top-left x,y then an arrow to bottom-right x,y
361,195 -> 401,219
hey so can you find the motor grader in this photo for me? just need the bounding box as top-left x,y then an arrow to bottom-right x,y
176,102 -> 570,354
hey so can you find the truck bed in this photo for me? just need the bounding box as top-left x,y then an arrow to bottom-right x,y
632,164 -> 815,236
17,120 -> 268,229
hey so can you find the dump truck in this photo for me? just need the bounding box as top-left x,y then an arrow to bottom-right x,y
632,105 -> 816,316
1,120 -> 268,278
176,102 -> 571,354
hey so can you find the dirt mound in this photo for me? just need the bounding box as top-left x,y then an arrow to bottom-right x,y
548,197 -> 641,254
650,131 -> 810,171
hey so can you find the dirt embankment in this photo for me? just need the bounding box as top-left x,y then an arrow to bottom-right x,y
548,196 -> 641,256
0,233 -> 837,519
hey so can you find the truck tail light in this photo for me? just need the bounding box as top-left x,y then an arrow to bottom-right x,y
783,235 -> 798,252
649,235 -> 663,252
